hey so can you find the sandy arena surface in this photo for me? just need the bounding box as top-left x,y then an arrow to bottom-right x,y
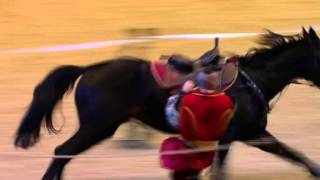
0,0 -> 320,179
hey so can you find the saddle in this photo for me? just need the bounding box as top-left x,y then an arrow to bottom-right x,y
218,56 -> 239,91
167,54 -> 194,74
150,56 -> 239,92
150,55 -> 194,89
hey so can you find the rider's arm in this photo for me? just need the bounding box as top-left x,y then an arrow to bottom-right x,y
175,80 -> 196,109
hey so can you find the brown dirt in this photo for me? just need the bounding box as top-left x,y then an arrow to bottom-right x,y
0,0 -> 320,179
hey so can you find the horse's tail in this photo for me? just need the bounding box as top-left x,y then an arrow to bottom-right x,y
15,65 -> 85,149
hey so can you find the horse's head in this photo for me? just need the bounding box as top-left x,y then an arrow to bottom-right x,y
301,27 -> 320,87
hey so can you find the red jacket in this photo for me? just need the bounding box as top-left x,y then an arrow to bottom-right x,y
180,90 -> 234,141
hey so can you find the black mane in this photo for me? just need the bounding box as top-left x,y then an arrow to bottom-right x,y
239,30 -> 308,67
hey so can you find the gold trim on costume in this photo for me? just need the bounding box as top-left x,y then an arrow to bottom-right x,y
191,92 -> 225,97
182,106 -> 198,130
218,108 -> 234,133
189,140 -> 218,148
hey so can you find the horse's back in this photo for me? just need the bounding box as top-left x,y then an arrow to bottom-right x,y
79,58 -> 149,86
75,58 -> 151,115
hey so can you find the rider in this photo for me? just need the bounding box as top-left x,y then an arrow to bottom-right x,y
165,38 -> 222,129
164,54 -> 194,128
161,39 -> 235,180
160,65 -> 235,180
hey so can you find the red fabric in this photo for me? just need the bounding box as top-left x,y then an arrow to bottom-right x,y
160,137 -> 215,171
160,90 -> 234,171
150,62 -> 181,93
150,61 -> 167,83
180,91 -> 234,141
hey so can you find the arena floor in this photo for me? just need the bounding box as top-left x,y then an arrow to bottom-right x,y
0,0 -> 320,179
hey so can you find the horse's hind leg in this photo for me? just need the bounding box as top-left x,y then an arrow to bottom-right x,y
246,130 -> 320,177
42,124 -> 119,180
211,144 -> 230,180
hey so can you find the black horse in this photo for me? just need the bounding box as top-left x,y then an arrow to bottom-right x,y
15,27 -> 320,180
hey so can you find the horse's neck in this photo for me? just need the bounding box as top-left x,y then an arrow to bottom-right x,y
244,49 -> 310,101
249,68 -> 292,101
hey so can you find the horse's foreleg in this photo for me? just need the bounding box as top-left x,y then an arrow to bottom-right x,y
42,125 -> 118,180
246,130 -> 320,177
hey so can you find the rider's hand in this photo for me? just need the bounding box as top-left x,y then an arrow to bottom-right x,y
182,80 -> 195,93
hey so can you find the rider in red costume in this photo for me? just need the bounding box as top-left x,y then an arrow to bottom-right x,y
160,65 -> 235,180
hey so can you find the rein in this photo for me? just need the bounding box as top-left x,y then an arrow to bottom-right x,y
239,69 -> 270,116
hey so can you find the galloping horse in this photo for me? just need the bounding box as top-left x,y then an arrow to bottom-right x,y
15,27 -> 320,180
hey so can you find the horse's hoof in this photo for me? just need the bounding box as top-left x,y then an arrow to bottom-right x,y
207,170 -> 226,180
209,174 -> 226,180
116,140 -> 154,149
309,162 -> 320,177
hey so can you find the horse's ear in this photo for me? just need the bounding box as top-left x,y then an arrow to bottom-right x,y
302,27 -> 308,38
308,27 -> 320,47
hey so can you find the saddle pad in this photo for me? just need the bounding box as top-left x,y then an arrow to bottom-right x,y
150,61 -> 186,90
